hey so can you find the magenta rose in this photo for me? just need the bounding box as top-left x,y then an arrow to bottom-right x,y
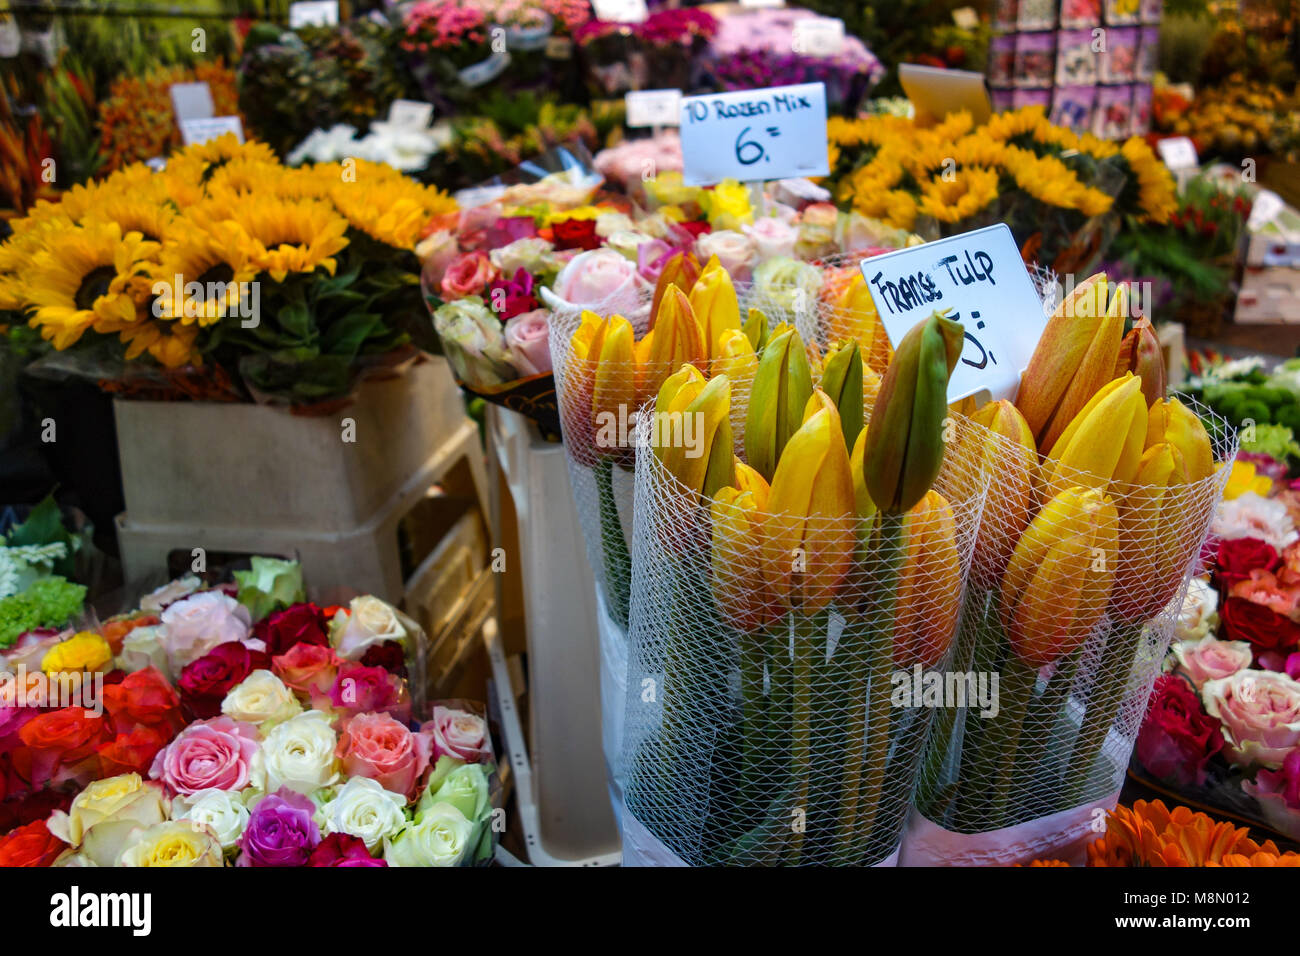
314,662 -> 410,725
178,641 -> 271,719
253,603 -> 329,658
1135,674 -> 1224,786
336,711 -> 432,800
149,715 -> 260,795
238,789 -> 320,867
308,832 -> 386,867
420,705 -> 489,763
441,250 -> 498,299
487,268 -> 538,319
485,216 -> 538,250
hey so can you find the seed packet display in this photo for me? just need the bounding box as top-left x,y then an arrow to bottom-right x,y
1140,0 -> 1163,23
1014,31 -> 1056,88
1060,0 -> 1102,27
1105,0 -> 1141,25
1093,84 -> 1133,139
992,0 -> 1019,31
1056,29 -> 1098,85
1137,26 -> 1159,81
991,88 -> 1015,113
989,33 -> 1017,86
1014,88 -> 1052,110
1051,85 -> 1096,134
1101,26 -> 1138,82
1017,0 -> 1056,30
1130,83 -> 1152,136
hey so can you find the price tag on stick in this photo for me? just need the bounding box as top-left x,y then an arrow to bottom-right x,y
170,82 -> 214,123
859,224 -> 1047,403
679,82 -> 829,186
387,99 -> 434,129
180,116 -> 245,146
626,89 -> 681,128
289,1 -> 339,28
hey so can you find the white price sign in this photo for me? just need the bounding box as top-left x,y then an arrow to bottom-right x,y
792,18 -> 844,57
289,1 -> 339,28
740,0 -> 785,7
169,82 -> 214,123
180,116 -> 245,146
679,82 -> 829,186
860,224 -> 1047,403
387,99 -> 434,129
1156,136 -> 1198,171
625,89 -> 682,128
591,0 -> 648,22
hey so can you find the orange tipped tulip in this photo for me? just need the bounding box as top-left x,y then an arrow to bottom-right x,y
966,400 -> 1039,578
1145,397 -> 1214,483
568,310 -> 636,460
650,251 -> 702,327
710,487 -> 777,632
1115,315 -> 1166,408
641,283 -> 706,400
828,272 -> 892,373
894,490 -> 962,669
655,368 -> 735,504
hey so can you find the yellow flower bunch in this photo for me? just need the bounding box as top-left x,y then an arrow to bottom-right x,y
1119,137 -> 1178,224
917,167 -> 1001,223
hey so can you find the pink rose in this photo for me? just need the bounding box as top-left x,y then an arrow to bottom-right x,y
149,715 -> 260,794
420,705 -> 488,763
3,629 -> 64,673
417,230 -> 460,292
550,248 -> 646,315
314,662 -> 410,725
1230,569 -> 1300,621
441,250 -> 498,299
742,216 -> 799,261
159,591 -> 252,672
272,643 -> 342,698
503,310 -> 551,376
1202,669 -> 1300,769
335,712 -> 432,800
1172,637 -> 1254,690
694,230 -> 757,280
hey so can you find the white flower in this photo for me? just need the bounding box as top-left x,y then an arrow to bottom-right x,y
116,625 -> 170,678
170,789 -> 252,850
1175,576 -> 1220,643
221,670 -> 302,727
139,574 -> 202,612
694,230 -> 757,279
383,802 -> 473,867
489,237 -> 555,276
330,595 -> 407,661
321,777 -> 407,851
1211,492 -> 1299,553
159,591 -> 252,672
252,711 -> 339,795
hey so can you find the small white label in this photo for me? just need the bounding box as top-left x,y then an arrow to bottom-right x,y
1248,190 -> 1286,231
860,224 -> 1046,403
180,116 -> 245,146
591,0 -> 648,22
741,0 -> 785,7
289,0 -> 339,28
170,82 -> 214,123
388,99 -> 434,129
952,6 -> 980,28
626,89 -> 682,128
679,82 -> 829,186
792,18 -> 845,57
1156,136 -> 1198,171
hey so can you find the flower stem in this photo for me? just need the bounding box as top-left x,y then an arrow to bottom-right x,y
1066,622 -> 1143,810
786,612 -> 816,864
986,656 -> 1039,827
595,456 -> 631,629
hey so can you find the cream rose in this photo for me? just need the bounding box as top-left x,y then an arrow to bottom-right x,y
321,777 -> 408,851
694,230 -> 757,280
1172,636 -> 1253,690
116,625 -> 170,678
331,596 -> 407,661
251,710 -> 340,794
743,216 -> 800,261
1174,576 -> 1219,643
46,773 -> 169,867
1202,669 -> 1300,768
170,788 -> 252,851
383,802 -> 473,867
117,820 -> 224,867
221,670 -> 303,727
489,237 -> 555,277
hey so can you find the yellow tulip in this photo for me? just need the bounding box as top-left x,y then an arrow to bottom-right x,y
1042,372 -> 1148,495
565,311 -> 636,460
743,306 -> 769,355
849,427 -> 877,522
690,256 -> 742,372
1000,486 -> 1119,667
893,491 -> 962,669
656,369 -> 735,503
641,283 -> 705,401
710,487 -> 777,632
713,328 -> 758,440
966,399 -> 1039,578
732,458 -> 771,506
744,326 -> 814,481
1114,314 -> 1166,408
1145,397 -> 1214,483
650,251 -> 702,327
1111,442 -> 1197,622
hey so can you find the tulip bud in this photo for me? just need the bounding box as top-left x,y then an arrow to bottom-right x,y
568,311 -> 637,459
744,326 -> 814,482
642,283 -> 706,401
849,428 -> 877,521
743,307 -> 769,355
1043,372 -> 1148,495
710,487 -> 776,632
1115,315 -> 1166,408
657,371 -> 735,504
967,399 -> 1039,578
1145,396 -> 1214,482
733,458 -> 771,507
650,251 -> 701,327
820,340 -> 865,450
862,311 -> 965,515
761,406 -> 856,611
1001,486 -> 1119,667
828,273 -> 892,372
690,256 -> 742,371
713,328 -> 758,439
894,491 -> 961,669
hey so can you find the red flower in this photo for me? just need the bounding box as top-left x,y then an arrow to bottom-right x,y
253,602 -> 330,658
674,220 -> 712,239
551,218 -> 600,251
178,642 -> 271,719
0,818 -> 65,867
1217,537 -> 1280,586
359,640 -> 408,679
1220,596 -> 1300,662
13,708 -> 109,789
103,667 -> 184,737
308,832 -> 387,867
95,725 -> 171,778
1136,674 -> 1224,787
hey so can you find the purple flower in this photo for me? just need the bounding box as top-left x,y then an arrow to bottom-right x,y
486,268 -> 539,320
237,788 -> 321,867
635,239 -> 676,283
485,216 -> 538,249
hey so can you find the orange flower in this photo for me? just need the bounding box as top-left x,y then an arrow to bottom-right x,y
1086,799 -> 1300,867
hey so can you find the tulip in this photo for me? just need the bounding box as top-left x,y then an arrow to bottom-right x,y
1145,396 -> 1214,483
744,326 -> 814,482
1115,314 -> 1166,408
743,307 -> 769,355
849,428 -> 876,522
1042,372 -> 1148,495
650,250 -> 701,327
710,487 -> 775,633
862,364 -> 882,415
1111,441 -> 1195,623
565,310 -> 637,461
820,340 -> 865,450
827,272 -> 892,373
733,458 -> 771,504
893,490 -> 962,669
713,328 -> 758,441
638,283 -> 706,401
861,311 -> 965,515
1000,485 -> 1119,668
1016,272 -> 1124,451
966,400 -> 1039,578
690,256 -> 742,372
655,367 -> 735,504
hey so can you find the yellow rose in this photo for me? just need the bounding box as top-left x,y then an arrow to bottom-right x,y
117,821 -> 224,867
644,171 -> 701,208
46,773 -> 169,866
40,632 -> 113,675
705,179 -> 754,230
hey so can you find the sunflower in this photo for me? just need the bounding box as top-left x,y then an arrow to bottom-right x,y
164,133 -> 278,187
23,220 -> 159,350
113,317 -> 203,368
917,166 -> 1000,223
225,198 -> 350,281
1120,137 -> 1177,224
983,105 -> 1052,143
319,161 -> 456,249
80,191 -> 181,245
148,218 -> 261,326
203,158 -> 286,200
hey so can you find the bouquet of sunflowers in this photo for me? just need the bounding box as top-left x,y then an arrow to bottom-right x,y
0,135 -> 456,404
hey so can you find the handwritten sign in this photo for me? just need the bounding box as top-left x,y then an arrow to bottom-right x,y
626,89 -> 682,128
859,224 -> 1046,403
180,116 -> 245,147
388,99 -> 433,129
1156,136 -> 1198,171
679,82 -> 828,186
169,82 -> 214,123
591,0 -> 648,22
289,1 -> 339,28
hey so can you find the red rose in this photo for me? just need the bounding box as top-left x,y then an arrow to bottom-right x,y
1217,537 -> 1280,586
103,667 -> 184,737
178,642 -> 271,719
1135,674 -> 1224,787
308,832 -> 387,867
13,707 -> 109,788
1220,596 -> 1300,661
253,603 -> 330,658
0,818 -> 65,867
0,789 -> 72,835
551,218 -> 600,251
359,640 -> 408,679
674,220 -> 712,240
95,725 -> 171,778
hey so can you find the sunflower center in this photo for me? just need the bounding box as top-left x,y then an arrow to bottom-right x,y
197,262 -> 235,287
74,266 -> 117,311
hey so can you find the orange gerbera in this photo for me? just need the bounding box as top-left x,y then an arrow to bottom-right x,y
1086,800 -> 1300,867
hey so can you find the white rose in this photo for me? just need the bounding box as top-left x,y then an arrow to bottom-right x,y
116,625 -> 169,678
171,788 -> 251,850
742,216 -> 800,261
159,591 -> 252,671
694,230 -> 756,280
221,670 -> 302,727
330,596 -> 407,661
383,801 -> 473,867
139,575 -> 202,613
322,777 -> 408,851
489,237 -> 555,276
594,211 -> 637,237
252,711 -> 339,795
1174,576 -> 1220,644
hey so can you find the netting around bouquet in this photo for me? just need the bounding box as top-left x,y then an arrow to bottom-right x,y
912,397 -> 1236,857
620,408 -> 991,866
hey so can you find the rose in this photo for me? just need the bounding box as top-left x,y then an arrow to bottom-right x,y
99,613 -> 160,656
320,776 -> 407,850
46,773 -> 168,867
238,788 -> 321,867
117,820 -> 224,867
695,230 -> 757,280
318,662 -> 411,725
1220,596 -> 1300,660
1202,669 -> 1300,768
1230,569 -> 1300,620
704,179 -> 754,230
15,707 -> 109,788
603,231 -> 659,264
252,602 -> 329,658
441,250 -> 498,299
1175,577 -> 1219,643
743,216 -> 800,261
272,643 -> 341,698
421,705 -> 488,763
0,704 -> 36,752
419,761 -> 489,825
1136,674 -> 1225,786
485,216 -> 538,250
550,248 -> 646,315
159,591 -> 252,672
101,667 -> 184,737
170,788 -> 251,851
503,310 -> 552,376
179,642 -> 271,720
416,229 -> 460,290
551,218 -> 600,251
1172,636 -> 1255,690
3,629 -> 62,673
139,575 -> 201,613
252,710 -> 339,794
95,726 -> 171,778
1218,537 -> 1280,586
487,268 -> 539,320
336,711 -> 431,800
149,716 -> 259,795
309,832 -> 387,866
1212,492 -> 1299,553
40,632 -> 112,675
330,596 -> 407,661
490,237 -> 555,277
0,818 -> 64,867
0,789 -> 70,835
116,626 -> 169,677
434,297 -> 516,387
752,256 -> 824,313
358,641 -> 407,679
221,669 -> 302,727
594,212 -> 637,238
383,802 -> 473,867
1248,748 -> 1300,810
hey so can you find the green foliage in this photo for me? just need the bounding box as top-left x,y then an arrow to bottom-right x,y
1157,13 -> 1214,85
0,576 -> 86,648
